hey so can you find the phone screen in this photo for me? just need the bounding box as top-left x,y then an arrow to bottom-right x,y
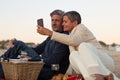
37,18 -> 44,27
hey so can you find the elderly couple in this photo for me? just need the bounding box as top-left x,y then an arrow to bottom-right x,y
1,9 -> 119,80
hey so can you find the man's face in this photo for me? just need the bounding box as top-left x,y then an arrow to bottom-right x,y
51,14 -> 63,32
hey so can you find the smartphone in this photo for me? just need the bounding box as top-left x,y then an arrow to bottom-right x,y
37,18 -> 44,27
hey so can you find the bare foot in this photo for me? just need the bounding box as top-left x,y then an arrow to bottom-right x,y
104,73 -> 114,80
95,74 -> 105,80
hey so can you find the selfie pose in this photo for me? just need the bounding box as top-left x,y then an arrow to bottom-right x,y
37,11 -> 120,80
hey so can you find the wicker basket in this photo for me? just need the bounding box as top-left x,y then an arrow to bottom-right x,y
1,61 -> 44,80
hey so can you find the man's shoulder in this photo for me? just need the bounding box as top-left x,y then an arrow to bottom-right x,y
61,31 -> 69,34
53,40 -> 68,47
45,37 -> 51,41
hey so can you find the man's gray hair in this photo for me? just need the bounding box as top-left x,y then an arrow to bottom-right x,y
50,9 -> 65,17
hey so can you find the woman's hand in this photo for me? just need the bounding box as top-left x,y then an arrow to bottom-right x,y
37,25 -> 53,36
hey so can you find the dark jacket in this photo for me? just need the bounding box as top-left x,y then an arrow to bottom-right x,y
33,32 -> 70,80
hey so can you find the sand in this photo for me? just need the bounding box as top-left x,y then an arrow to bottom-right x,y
0,49 -> 120,78
0,49 -> 6,56
109,51 -> 120,78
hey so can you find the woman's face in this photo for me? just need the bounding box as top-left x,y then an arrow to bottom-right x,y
62,16 -> 76,32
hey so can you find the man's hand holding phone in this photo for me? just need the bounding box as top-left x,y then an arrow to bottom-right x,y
37,18 -> 44,27
37,18 -> 52,36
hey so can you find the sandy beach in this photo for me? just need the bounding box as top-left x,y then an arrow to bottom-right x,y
0,49 -> 6,56
109,51 -> 120,78
0,49 -> 120,78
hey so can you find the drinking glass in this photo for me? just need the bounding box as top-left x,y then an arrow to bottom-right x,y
51,64 -> 59,75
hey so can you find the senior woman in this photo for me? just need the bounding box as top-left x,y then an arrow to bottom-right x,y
37,11 -> 119,80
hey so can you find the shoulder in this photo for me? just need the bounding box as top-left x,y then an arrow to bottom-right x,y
76,24 -> 87,29
75,24 -> 90,32
61,31 -> 69,35
44,37 -> 50,42
51,39 -> 68,47
54,40 -> 67,46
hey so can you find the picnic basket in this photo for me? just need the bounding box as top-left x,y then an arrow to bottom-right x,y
1,61 -> 44,80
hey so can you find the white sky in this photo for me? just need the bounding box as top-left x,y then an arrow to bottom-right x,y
0,0 -> 120,44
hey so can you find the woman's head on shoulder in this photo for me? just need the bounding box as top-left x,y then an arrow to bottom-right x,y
62,11 -> 82,32
63,11 -> 81,24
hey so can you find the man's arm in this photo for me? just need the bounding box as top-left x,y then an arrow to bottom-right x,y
33,37 -> 50,54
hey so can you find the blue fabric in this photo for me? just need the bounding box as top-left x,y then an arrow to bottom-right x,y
2,41 -> 41,60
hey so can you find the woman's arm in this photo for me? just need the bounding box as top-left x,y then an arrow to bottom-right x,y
37,24 -> 95,47
51,31 -> 81,46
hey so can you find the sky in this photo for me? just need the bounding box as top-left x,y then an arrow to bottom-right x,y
0,0 -> 120,44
